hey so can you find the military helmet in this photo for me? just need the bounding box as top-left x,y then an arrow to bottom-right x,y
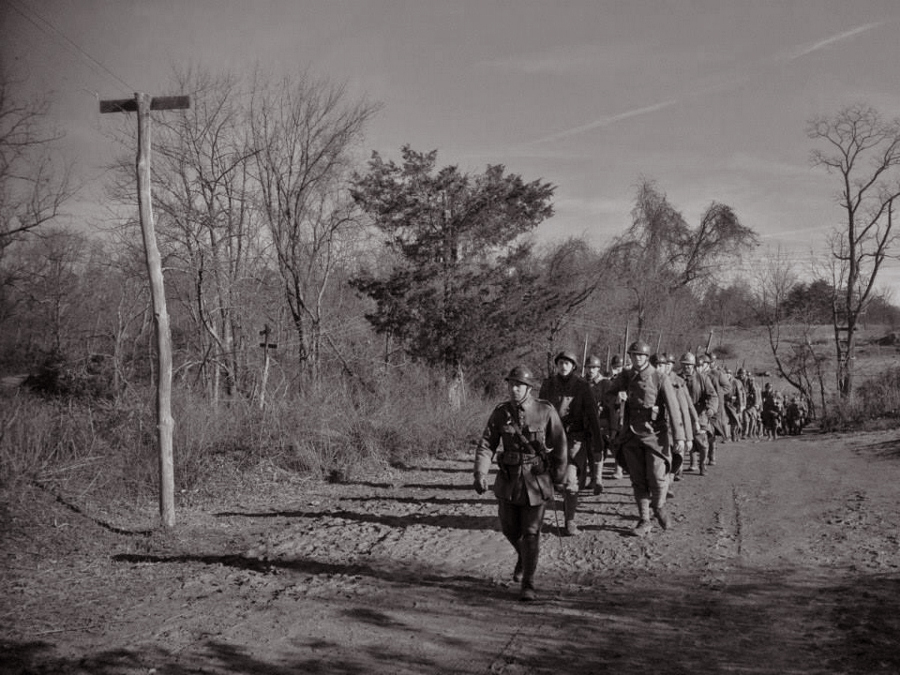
650,353 -> 669,367
554,350 -> 579,368
737,367 -> 745,377
586,355 -> 604,368
505,365 -> 537,388
698,353 -> 711,364
627,340 -> 651,356
680,351 -> 697,365
609,355 -> 623,368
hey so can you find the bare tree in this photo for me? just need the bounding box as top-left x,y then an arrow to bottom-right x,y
106,69 -> 269,401
250,72 -> 380,386
752,247 -> 827,416
15,226 -> 87,354
606,178 -> 757,337
0,70 -> 74,252
151,69 -> 266,401
808,104 -> 900,397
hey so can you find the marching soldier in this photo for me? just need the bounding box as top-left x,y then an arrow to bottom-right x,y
679,352 -> 719,476
473,366 -> 567,601
607,355 -> 626,480
657,352 -> 697,483
585,354 -> 617,494
539,351 -> 604,536
700,353 -> 725,464
607,341 -> 686,536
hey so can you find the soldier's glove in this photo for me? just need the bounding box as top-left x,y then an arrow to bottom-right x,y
531,455 -> 548,475
473,474 -> 488,495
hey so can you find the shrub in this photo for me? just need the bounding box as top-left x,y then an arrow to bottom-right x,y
1,364 -> 490,508
819,366 -> 900,432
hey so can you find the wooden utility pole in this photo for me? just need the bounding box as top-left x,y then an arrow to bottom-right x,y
101,93 -> 189,528
259,324 -> 277,409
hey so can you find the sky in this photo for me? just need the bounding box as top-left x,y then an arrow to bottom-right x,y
4,0 -> 900,295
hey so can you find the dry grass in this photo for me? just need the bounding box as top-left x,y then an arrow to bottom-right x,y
3,325 -> 898,519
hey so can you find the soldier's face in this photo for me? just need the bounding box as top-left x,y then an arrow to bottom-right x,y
588,366 -> 602,380
508,381 -> 530,404
556,359 -> 575,377
633,353 -> 649,369
683,363 -> 695,375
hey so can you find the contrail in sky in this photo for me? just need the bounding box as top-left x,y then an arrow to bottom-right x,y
526,21 -> 884,147
786,21 -> 883,60
529,99 -> 678,145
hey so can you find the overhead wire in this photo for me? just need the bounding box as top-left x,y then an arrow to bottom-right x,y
7,0 -> 135,94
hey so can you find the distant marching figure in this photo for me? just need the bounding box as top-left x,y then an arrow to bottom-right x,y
473,366 -> 567,601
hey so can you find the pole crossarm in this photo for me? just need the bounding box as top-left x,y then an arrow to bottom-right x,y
99,95 -> 190,114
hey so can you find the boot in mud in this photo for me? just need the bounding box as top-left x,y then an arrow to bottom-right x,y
633,499 -> 653,537
563,492 -> 579,536
519,534 -> 540,601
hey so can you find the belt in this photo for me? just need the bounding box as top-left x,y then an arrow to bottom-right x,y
500,451 -> 539,466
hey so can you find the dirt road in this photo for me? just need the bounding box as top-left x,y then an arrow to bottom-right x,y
3,427 -> 900,674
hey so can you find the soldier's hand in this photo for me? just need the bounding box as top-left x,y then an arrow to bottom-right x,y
675,440 -> 686,454
473,474 -> 488,495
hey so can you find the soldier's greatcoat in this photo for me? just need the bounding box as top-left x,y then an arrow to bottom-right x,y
610,362 -> 686,471
474,397 -> 567,506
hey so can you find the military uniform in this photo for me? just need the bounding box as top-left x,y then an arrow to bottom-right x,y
608,342 -> 686,536
474,367 -> 567,600
666,361 -> 697,481
680,353 -> 719,475
586,354 -> 620,494
539,351 -> 603,536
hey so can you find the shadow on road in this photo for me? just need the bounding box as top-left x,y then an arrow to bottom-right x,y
6,566 -> 899,674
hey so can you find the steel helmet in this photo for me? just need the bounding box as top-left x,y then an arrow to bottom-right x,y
627,340 -> 651,356
698,353 -> 711,365
609,355 -> 623,368
554,350 -> 579,368
680,352 -> 697,366
737,367 -> 745,377
586,355 -> 604,368
505,366 -> 537,388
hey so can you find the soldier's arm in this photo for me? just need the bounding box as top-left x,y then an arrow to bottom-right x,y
702,375 -> 719,419
473,409 -> 502,483
662,378 -> 686,443
582,383 -> 604,454
678,385 -> 699,439
544,404 -> 568,484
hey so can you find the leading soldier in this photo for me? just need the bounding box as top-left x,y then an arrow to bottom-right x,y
607,341 -> 686,536
473,366 -> 567,601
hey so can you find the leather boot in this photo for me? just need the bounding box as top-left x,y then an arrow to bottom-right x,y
519,534 -> 540,601
654,505 -> 670,530
633,498 -> 652,536
563,492 -> 579,536
590,461 -> 603,495
512,541 -> 523,582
